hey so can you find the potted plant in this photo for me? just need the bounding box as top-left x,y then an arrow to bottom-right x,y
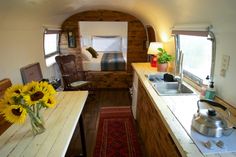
157,48 -> 174,72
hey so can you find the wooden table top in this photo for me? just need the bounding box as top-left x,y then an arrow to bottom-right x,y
0,91 -> 88,157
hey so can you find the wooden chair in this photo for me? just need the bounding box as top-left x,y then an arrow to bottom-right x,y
55,54 -> 90,91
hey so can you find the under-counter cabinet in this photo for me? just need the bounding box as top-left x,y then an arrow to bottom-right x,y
136,80 -> 181,157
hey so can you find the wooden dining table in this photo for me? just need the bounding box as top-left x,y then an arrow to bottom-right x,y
0,91 -> 88,157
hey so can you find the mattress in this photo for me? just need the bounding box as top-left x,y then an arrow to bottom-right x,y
82,52 -> 126,71
82,52 -> 103,71
101,53 -> 126,71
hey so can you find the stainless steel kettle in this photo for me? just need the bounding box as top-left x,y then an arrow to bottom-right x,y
192,99 -> 236,137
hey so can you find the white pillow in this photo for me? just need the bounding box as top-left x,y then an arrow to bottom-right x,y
81,53 -> 90,61
81,47 -> 92,61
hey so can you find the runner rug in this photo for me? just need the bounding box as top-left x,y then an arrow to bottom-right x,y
93,106 -> 143,157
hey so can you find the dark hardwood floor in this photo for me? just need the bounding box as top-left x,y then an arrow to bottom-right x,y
65,88 -> 132,157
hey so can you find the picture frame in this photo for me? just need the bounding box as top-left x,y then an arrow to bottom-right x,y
67,31 -> 76,48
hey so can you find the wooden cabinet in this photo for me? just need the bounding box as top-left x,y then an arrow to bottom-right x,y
136,80 -> 181,157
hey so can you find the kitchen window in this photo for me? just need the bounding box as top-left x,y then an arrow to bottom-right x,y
172,26 -> 216,85
43,29 -> 60,67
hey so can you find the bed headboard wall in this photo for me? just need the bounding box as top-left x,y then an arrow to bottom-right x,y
92,36 -> 122,52
60,10 -> 148,72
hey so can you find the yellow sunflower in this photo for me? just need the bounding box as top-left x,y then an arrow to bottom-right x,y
5,84 -> 23,96
38,81 -> 56,96
22,81 -> 38,93
22,81 -> 56,106
0,98 -> 11,112
0,99 -> 6,112
2,105 -> 27,124
4,84 -> 23,104
23,89 -> 48,106
43,95 -> 57,108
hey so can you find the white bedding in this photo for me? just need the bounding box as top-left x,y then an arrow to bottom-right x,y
82,52 -> 104,71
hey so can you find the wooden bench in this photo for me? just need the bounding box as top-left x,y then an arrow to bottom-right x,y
85,71 -> 132,89
0,78 -> 12,135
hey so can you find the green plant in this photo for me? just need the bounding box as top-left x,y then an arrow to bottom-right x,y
157,48 -> 174,64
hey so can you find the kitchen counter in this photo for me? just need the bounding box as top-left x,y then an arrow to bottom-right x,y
132,63 -> 236,157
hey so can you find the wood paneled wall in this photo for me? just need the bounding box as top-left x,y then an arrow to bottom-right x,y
60,10 -> 148,72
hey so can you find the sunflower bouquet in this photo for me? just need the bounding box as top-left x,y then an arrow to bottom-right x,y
0,81 -> 57,135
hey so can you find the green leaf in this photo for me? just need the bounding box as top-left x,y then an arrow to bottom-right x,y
157,48 -> 174,64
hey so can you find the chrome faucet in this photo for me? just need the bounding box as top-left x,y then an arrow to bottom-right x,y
175,50 -> 184,92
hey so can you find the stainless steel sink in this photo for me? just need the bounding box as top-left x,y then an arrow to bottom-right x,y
152,82 -> 194,96
147,74 -> 195,96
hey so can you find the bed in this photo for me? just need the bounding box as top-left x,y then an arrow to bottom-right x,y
81,35 -> 127,71
80,35 -> 129,88
82,52 -> 126,71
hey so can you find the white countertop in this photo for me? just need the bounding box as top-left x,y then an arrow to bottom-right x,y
132,63 -> 236,157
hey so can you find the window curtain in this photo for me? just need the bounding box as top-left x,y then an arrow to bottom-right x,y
171,25 -> 211,37
44,28 -> 61,34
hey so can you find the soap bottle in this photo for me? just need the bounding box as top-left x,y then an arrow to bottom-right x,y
205,81 -> 216,100
200,75 -> 209,99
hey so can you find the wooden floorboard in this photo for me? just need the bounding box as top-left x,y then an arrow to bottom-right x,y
65,88 -> 133,157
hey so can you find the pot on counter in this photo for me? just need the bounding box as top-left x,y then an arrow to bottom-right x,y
192,99 -> 236,137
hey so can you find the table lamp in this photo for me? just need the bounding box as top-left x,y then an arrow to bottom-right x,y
147,42 -> 163,67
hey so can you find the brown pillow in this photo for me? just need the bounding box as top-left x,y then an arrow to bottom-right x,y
86,47 -> 98,58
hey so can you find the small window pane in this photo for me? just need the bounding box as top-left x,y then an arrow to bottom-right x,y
45,54 -> 58,67
92,36 -> 122,52
179,35 -> 212,81
44,34 -> 58,55
44,32 -> 59,67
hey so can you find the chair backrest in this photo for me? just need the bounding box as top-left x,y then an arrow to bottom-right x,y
20,62 -> 43,84
56,55 -> 77,75
55,54 -> 81,87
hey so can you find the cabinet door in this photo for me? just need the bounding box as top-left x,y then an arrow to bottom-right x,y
136,81 -> 181,157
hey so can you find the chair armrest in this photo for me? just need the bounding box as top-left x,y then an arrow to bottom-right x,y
61,74 -> 71,77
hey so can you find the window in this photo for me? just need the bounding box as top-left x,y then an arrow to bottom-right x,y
173,27 -> 215,85
43,29 -> 60,67
92,36 -> 122,52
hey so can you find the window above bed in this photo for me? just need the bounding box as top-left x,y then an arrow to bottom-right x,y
92,36 -> 122,52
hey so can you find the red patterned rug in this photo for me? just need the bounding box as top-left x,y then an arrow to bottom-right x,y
93,106 -> 143,157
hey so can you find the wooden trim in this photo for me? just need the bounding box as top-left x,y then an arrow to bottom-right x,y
146,25 -> 156,43
183,76 -> 201,92
0,78 -> 12,97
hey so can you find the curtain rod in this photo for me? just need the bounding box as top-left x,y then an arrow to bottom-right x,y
171,24 -> 213,31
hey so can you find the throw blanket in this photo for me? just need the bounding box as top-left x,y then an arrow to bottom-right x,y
101,53 -> 126,71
